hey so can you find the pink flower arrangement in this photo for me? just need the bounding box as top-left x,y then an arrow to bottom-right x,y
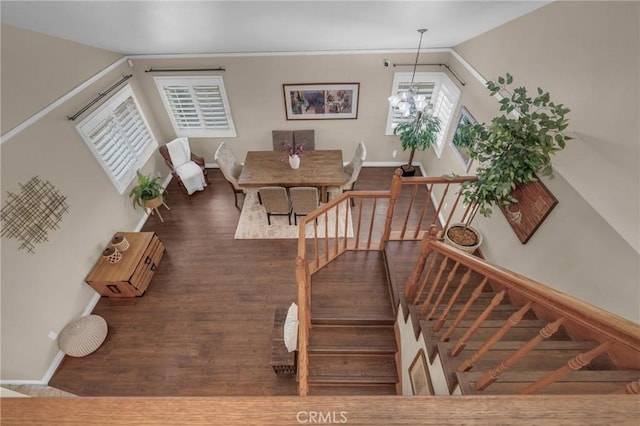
280,142 -> 305,161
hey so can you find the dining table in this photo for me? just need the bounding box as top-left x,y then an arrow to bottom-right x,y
237,149 -> 345,202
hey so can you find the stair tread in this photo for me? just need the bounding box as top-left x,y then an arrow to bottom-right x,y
312,316 -> 395,326
308,384 -> 397,396
308,375 -> 398,384
309,325 -> 396,347
308,353 -> 398,379
309,346 -> 396,354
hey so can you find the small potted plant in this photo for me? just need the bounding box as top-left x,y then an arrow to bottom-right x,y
280,141 -> 305,169
129,170 -> 167,210
393,110 -> 441,176
448,73 -> 571,250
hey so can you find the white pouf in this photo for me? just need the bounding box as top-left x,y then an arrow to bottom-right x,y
58,315 -> 108,357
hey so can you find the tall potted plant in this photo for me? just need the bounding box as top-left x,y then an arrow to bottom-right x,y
447,73 -> 571,250
394,110 -> 441,176
129,170 -> 167,210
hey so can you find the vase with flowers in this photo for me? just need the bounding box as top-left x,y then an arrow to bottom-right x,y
280,141 -> 305,169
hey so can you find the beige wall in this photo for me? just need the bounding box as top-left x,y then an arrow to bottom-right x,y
0,24 -> 122,134
130,51 -> 453,164
1,26 -> 164,380
424,1 -> 639,322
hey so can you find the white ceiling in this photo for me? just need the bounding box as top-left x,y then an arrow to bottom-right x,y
1,1 -> 549,56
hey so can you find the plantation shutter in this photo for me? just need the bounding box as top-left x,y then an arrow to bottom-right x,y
431,77 -> 461,155
155,76 -> 236,138
77,85 -> 158,194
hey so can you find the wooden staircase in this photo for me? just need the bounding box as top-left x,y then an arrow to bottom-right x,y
294,172 -> 640,400
306,251 -> 399,395
394,239 -> 640,396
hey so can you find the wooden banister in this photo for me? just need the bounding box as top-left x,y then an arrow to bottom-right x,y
425,240 -> 640,369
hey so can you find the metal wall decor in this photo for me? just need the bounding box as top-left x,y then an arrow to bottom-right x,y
1,176 -> 69,253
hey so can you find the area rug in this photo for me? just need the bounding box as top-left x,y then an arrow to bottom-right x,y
234,190 -> 354,240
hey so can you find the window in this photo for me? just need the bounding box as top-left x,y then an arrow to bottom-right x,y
386,72 -> 460,157
154,76 -> 236,138
77,84 -> 158,194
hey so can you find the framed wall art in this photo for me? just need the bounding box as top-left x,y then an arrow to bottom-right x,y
499,177 -> 558,244
283,83 -> 359,120
450,106 -> 475,172
409,349 -> 433,396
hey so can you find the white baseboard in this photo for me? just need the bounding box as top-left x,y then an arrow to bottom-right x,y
0,379 -> 44,385
41,351 -> 66,384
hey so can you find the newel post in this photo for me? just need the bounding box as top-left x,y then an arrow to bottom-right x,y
295,256 -> 309,396
381,169 -> 404,250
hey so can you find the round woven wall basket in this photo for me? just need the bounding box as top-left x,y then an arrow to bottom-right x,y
58,315 -> 108,357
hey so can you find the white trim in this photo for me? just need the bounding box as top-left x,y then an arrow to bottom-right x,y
449,49 -> 488,86
0,380 -> 44,386
0,57 -> 128,144
127,47 -> 452,60
41,351 -> 65,384
82,293 -> 102,317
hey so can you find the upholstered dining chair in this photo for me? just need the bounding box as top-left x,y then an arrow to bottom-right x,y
159,137 -> 208,195
326,141 -> 367,202
272,130 -> 315,151
258,187 -> 292,225
214,141 -> 245,210
289,187 -> 319,225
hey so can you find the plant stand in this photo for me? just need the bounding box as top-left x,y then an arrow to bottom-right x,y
144,196 -> 170,222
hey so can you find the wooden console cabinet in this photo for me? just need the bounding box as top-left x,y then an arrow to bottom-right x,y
86,232 -> 164,297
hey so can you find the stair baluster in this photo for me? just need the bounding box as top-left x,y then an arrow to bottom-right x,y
449,290 -> 506,357
441,277 -> 488,342
475,317 -> 565,391
420,255 -> 450,315
426,262 -> 460,320
519,342 -> 611,394
434,267 -> 472,332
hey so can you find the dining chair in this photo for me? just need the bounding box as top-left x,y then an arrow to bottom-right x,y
272,130 -> 315,151
159,137 -> 208,195
289,187 -> 319,225
326,141 -> 367,203
258,187 -> 292,225
214,141 -> 245,210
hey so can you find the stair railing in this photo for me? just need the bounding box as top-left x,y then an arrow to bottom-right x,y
295,170 -> 478,396
406,237 -> 640,394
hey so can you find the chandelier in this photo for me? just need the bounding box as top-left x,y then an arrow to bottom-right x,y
388,29 -> 430,119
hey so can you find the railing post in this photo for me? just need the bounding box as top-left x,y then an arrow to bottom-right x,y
404,234 -> 433,299
295,255 -> 309,396
380,169 -> 403,249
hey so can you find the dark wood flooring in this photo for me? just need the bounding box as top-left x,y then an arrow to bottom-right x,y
49,167 -> 419,396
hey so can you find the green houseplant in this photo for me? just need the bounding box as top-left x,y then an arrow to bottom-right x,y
129,170 -> 167,210
448,73 -> 571,249
394,110 -> 441,176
